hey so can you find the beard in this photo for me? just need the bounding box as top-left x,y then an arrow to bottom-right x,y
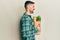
30,11 -> 34,14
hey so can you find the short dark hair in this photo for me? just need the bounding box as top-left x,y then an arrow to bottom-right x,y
24,1 -> 35,9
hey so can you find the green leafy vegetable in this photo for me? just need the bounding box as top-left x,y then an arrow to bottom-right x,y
36,16 -> 41,21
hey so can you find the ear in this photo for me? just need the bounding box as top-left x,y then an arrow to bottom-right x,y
27,4 -> 31,9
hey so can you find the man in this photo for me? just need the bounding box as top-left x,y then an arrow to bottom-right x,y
20,1 -> 40,40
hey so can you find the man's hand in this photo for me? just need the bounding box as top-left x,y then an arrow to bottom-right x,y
33,17 -> 40,28
33,17 -> 41,35
33,17 -> 38,28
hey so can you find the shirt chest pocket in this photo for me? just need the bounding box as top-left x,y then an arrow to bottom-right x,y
29,20 -> 34,26
28,16 -> 34,26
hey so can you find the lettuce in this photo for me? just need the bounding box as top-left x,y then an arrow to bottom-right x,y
36,16 -> 41,21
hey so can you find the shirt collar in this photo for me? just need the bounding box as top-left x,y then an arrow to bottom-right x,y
24,12 -> 32,18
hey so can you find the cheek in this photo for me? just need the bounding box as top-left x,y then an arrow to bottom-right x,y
31,7 -> 34,10
29,6 -> 34,11
30,6 -> 33,9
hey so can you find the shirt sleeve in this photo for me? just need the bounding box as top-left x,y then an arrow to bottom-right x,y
34,27 -> 38,33
21,17 -> 30,37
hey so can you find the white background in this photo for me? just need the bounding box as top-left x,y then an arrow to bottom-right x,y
0,0 -> 60,40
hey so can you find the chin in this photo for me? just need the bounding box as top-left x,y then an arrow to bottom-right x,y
31,12 -> 34,14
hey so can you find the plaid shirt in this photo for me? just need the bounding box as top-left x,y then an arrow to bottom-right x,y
20,12 -> 38,40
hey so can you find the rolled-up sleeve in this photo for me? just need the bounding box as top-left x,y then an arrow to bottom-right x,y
34,27 -> 38,33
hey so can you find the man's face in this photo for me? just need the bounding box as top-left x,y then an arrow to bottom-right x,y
28,4 -> 35,13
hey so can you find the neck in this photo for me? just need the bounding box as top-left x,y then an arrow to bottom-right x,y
26,9 -> 31,15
